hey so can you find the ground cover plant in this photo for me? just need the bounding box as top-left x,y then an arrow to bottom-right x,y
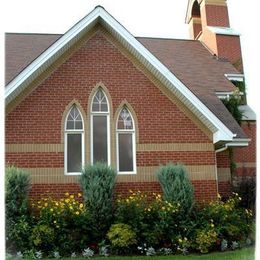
5,165 -> 255,258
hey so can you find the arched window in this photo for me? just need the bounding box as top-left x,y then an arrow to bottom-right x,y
64,105 -> 84,174
91,88 -> 110,165
116,107 -> 136,174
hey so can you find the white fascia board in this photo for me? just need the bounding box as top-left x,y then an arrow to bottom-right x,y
225,73 -> 244,82
5,6 -> 235,143
226,138 -> 251,147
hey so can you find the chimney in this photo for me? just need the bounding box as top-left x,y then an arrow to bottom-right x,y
185,0 -> 243,72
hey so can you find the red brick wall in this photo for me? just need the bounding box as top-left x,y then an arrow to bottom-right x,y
29,181 -> 217,203
203,5 -> 230,27
216,35 -> 242,67
6,30 -> 217,201
234,121 -> 256,177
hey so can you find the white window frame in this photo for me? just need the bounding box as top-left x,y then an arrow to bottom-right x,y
64,107 -> 84,175
116,108 -> 136,175
90,89 -> 111,165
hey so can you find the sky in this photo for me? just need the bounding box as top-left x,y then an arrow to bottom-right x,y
1,0 -> 260,256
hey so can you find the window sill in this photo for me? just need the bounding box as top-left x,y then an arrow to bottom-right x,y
117,171 -> 137,175
64,172 -> 82,176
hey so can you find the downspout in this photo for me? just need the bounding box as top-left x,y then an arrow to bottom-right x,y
214,144 -> 228,196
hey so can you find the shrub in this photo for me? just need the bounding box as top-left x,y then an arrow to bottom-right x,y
30,224 -> 55,252
197,193 -> 254,242
31,192 -> 91,255
115,191 -> 181,247
233,176 -> 256,213
156,163 -> 194,215
5,166 -> 31,252
107,223 -> 137,253
79,163 -> 116,241
195,228 -> 218,253
5,166 -> 31,220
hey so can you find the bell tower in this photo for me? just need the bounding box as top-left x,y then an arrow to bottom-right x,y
185,0 -> 243,72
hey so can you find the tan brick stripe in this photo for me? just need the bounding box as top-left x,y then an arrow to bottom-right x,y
6,142 -> 213,153
137,143 -> 214,151
236,162 -> 256,168
25,165 -> 216,184
217,168 -> 231,182
6,144 -> 63,153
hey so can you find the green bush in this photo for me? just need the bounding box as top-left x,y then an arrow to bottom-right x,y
31,192 -> 91,255
5,166 -> 31,220
115,191 -> 181,248
156,163 -> 194,215
30,224 -> 55,252
197,193 -> 254,243
5,166 -> 31,252
195,227 -> 218,253
79,163 -> 117,241
107,223 -> 137,253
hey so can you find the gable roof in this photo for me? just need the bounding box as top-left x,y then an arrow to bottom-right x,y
4,6 -> 248,145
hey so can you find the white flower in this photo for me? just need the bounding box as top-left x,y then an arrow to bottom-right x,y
16,251 -> 23,258
53,251 -> 61,258
82,248 -> 94,258
146,247 -> 156,256
35,251 -> 43,259
71,252 -> 77,258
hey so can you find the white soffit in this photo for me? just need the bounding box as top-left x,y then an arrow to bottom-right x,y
5,6 -> 236,144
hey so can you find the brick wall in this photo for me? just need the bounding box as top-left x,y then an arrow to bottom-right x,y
234,121 -> 256,178
29,181 -> 217,203
6,30 -> 217,201
202,5 -> 230,27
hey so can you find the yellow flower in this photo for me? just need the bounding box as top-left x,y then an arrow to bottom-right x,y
70,195 -> 74,199
65,192 -> 69,196
75,211 -> 80,215
147,208 -> 151,212
178,238 -> 183,243
50,208 -> 54,212
161,206 -> 166,211
44,203 -> 48,207
79,203 -> 84,209
78,193 -> 82,197
126,199 -> 129,203
211,223 -> 215,228
69,206 -> 73,210
65,199 -> 70,203
53,220 -> 57,224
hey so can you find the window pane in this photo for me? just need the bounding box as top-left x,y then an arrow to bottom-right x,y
66,106 -> 83,130
93,116 -> 108,164
92,89 -> 108,112
66,120 -> 74,130
117,108 -> 133,129
118,133 -> 133,172
67,134 -> 82,173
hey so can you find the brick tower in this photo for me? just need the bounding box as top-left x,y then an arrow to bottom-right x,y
185,0 -> 243,72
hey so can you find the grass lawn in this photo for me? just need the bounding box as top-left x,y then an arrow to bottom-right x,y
12,247 -> 255,260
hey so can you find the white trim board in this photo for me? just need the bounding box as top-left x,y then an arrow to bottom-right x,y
5,6 -> 239,144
